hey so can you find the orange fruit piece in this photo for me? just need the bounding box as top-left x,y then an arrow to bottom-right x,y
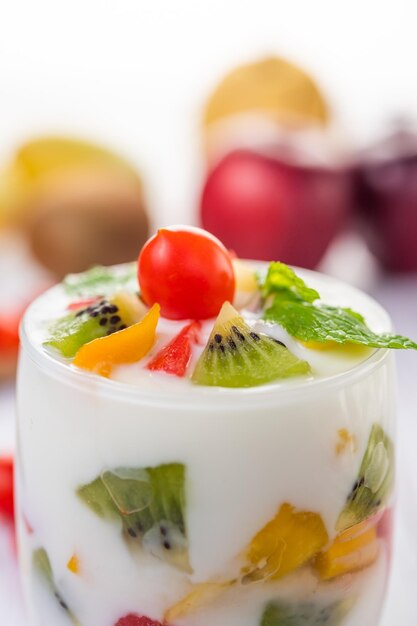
242,502 -> 328,582
314,517 -> 379,580
67,553 -> 80,574
73,303 -> 159,377
164,581 -> 233,622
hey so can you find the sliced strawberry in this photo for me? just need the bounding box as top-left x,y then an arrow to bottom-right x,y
67,297 -> 102,311
0,457 -> 14,522
115,615 -> 163,626
147,321 -> 201,377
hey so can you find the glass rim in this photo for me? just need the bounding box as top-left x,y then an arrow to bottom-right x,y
18,263 -> 394,410
19,328 -> 392,412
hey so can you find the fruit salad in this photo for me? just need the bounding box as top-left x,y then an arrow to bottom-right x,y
16,227 -> 416,626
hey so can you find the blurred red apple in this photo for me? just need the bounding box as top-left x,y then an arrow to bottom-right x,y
356,143 -> 417,272
200,150 -> 351,268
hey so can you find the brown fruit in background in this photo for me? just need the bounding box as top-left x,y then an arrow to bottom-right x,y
23,166 -> 149,277
0,136 -> 150,277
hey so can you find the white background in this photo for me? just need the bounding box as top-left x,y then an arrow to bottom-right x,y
0,0 -> 417,225
0,1 -> 417,624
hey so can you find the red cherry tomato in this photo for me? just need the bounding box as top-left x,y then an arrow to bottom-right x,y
138,227 -> 235,320
115,615 -> 163,626
0,457 -> 14,522
147,321 -> 200,377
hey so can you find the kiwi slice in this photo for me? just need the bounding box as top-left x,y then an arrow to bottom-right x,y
192,302 -> 311,388
77,462 -> 190,571
33,548 -> 81,626
45,290 -> 145,358
337,424 -> 394,532
261,600 -> 350,626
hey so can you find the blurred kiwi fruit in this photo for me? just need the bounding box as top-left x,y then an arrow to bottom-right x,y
0,136 -> 150,277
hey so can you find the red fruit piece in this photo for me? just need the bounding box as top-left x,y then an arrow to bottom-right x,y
115,615 -> 163,626
0,457 -> 14,522
147,322 -> 201,377
200,150 -> 351,269
0,315 -> 20,353
67,297 -> 102,311
138,227 -> 235,320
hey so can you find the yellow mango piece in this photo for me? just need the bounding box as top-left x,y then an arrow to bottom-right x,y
233,259 -> 258,293
164,581 -> 232,622
232,259 -> 259,310
300,340 -> 339,351
335,428 -> 358,456
67,553 -> 80,574
242,503 -> 328,582
300,341 -> 371,360
73,304 -> 159,377
314,518 -> 379,580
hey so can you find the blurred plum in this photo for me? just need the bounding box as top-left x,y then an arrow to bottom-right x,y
355,131 -> 417,272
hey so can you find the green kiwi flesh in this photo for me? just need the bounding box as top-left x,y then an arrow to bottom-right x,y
261,600 -> 351,626
337,423 -> 394,531
45,290 -> 144,358
192,302 -> 311,388
33,548 -> 81,625
77,462 -> 190,571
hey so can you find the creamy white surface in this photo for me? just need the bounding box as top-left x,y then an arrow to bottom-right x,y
24,264 -> 391,389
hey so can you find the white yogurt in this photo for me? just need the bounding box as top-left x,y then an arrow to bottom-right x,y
16,264 -> 396,626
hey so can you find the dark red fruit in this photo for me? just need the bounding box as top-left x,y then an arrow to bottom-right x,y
0,457 -> 14,522
115,615 -> 163,626
147,321 -> 201,377
356,148 -> 417,272
200,150 -> 351,269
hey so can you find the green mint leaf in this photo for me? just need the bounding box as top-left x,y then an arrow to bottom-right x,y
63,263 -> 136,296
261,262 -> 319,303
264,299 -> 417,350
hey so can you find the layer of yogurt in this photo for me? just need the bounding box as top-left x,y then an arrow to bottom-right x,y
23,262 -> 391,391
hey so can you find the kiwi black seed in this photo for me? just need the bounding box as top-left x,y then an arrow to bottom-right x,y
46,291 -> 143,358
337,423 -> 394,531
192,302 -> 310,388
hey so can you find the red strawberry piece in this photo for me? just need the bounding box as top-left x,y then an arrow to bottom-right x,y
147,321 -> 201,377
0,457 -> 14,522
115,615 -> 163,626
67,297 -> 102,311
